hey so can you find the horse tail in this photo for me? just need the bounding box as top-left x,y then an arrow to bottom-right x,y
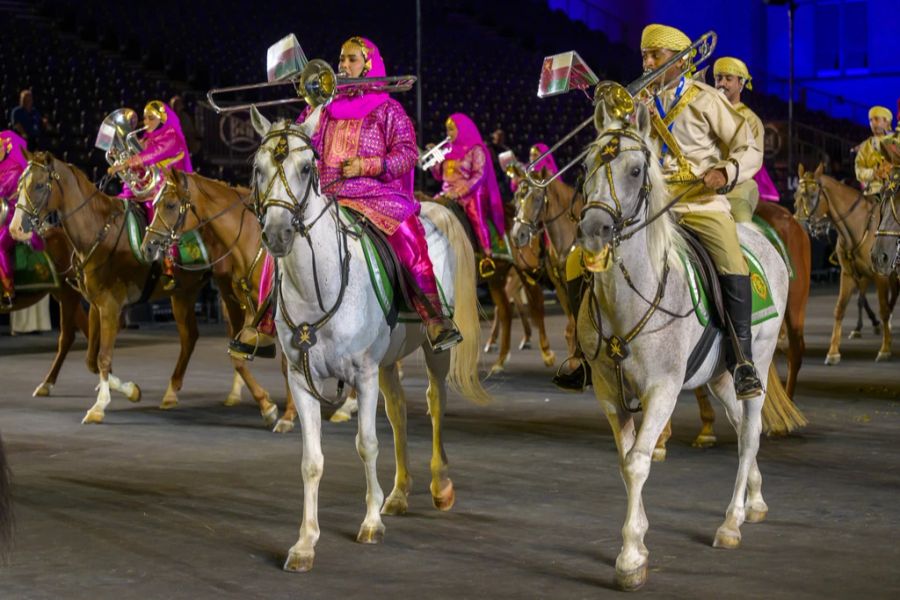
761,363 -> 807,435
421,202 -> 491,405
0,431 -> 13,561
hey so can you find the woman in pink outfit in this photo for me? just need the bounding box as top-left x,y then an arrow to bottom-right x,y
110,100 -> 194,288
233,36 -> 461,359
431,113 -> 505,277
0,130 -> 43,306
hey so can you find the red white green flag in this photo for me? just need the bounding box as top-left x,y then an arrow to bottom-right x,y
537,51 -> 599,98
267,34 -> 308,83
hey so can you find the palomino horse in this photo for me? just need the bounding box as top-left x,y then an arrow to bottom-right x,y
873,172 -> 900,276
139,170 -> 311,433
10,153 -> 278,425
1,226 -> 91,398
794,163 -> 897,364
577,107 -> 787,590
250,108 -> 488,572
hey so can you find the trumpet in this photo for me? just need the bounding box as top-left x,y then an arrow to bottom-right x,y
207,58 -> 416,114
525,31 -> 717,188
418,137 -> 452,170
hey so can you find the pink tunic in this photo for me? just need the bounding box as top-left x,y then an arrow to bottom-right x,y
432,145 -> 496,253
1,130 -> 42,289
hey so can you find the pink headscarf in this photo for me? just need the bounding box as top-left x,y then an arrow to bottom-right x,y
326,37 -> 389,120
530,142 -> 559,176
446,113 -> 505,236
0,130 -> 29,171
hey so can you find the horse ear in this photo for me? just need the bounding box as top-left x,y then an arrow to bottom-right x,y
250,105 -> 271,138
798,163 -> 806,177
540,165 -> 551,180
633,103 -> 651,138
814,163 -> 824,178
177,170 -> 189,192
300,105 -> 323,137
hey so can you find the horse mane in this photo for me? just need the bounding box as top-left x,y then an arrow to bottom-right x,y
588,125 -> 686,278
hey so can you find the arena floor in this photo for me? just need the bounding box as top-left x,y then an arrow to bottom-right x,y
0,289 -> 898,599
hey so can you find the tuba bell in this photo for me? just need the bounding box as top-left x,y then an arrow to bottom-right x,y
525,31 -> 717,188
418,137 -> 452,171
95,108 -> 162,197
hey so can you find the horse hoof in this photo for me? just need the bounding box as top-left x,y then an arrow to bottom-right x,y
483,342 -> 496,354
223,392 -> 241,407
32,383 -> 52,397
432,481 -> 456,511
159,396 -> 178,410
876,351 -> 891,362
329,409 -> 353,423
541,350 -> 556,367
488,362 -> 505,377
617,562 -> 648,591
518,338 -> 532,350
848,330 -> 862,339
272,418 -> 295,434
746,507 -> 768,523
283,551 -> 314,573
124,383 -> 141,403
692,434 -> 717,448
713,526 -> 741,549
81,409 -> 104,424
261,403 -> 278,426
356,524 -> 385,544
652,448 -> 667,462
381,493 -> 409,516
824,354 -> 841,366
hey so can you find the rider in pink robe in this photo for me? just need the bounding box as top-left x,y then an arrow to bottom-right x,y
236,37 -> 461,359
511,142 -> 560,194
112,101 -> 194,289
0,130 -> 43,306
431,113 -> 505,277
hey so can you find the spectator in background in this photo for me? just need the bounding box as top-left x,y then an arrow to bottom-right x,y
170,95 -> 202,158
10,89 -> 49,151
488,127 -> 512,203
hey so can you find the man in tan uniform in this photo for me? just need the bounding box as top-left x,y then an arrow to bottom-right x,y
855,106 -> 893,197
714,56 -> 763,223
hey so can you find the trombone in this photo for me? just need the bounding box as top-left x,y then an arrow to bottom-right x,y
525,30 -> 717,188
207,58 -> 416,114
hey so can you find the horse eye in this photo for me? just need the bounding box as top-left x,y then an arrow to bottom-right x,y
630,167 -> 642,177
166,202 -> 177,210
302,163 -> 311,175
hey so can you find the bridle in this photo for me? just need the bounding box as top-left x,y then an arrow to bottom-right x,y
794,176 -> 832,238
875,178 -> 900,272
16,158 -> 61,233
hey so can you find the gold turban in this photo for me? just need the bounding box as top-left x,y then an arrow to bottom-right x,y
143,100 -> 168,124
869,105 -> 893,122
714,57 -> 752,90
640,24 -> 691,52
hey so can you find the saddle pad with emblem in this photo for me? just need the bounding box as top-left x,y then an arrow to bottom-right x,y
14,243 -> 59,292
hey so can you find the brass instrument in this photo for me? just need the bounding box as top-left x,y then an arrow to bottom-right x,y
525,31 -> 717,188
418,137 -> 452,170
94,108 -> 162,197
207,34 -> 416,114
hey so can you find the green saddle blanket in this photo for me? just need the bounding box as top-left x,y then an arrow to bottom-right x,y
340,207 -> 451,324
124,201 -> 211,268
751,214 -> 795,280
14,243 -> 59,292
681,245 -> 779,328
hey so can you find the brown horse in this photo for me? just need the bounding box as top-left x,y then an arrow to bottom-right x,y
140,170 -> 298,432
2,227 -> 91,398
794,163 -> 897,364
10,153 -> 278,425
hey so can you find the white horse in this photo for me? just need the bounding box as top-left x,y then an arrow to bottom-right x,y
575,105 -> 788,590
249,107 -> 489,572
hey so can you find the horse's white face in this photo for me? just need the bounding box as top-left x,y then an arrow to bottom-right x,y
10,156 -> 56,241
250,107 -> 323,257
579,109 -> 652,272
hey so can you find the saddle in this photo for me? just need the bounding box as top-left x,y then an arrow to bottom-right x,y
679,226 -> 725,382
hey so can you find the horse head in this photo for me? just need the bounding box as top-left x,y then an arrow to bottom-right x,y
510,167 -> 550,249
141,170 -> 191,263
250,105 -> 324,258
10,151 -> 60,240
872,173 -> 900,275
793,163 -> 831,238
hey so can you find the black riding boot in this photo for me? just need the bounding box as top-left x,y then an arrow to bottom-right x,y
720,274 -> 763,400
552,276 -> 592,392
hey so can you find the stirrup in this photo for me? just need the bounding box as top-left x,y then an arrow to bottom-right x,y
479,257 -> 496,278
427,318 -> 463,353
551,356 -> 590,392
733,361 -> 763,400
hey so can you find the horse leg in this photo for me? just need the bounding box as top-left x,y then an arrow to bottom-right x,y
159,293 -> 200,410
653,419 -> 671,462
283,373 -> 324,573
861,289 -> 882,335
354,370 -> 386,544
784,303 -> 806,399
33,292 -> 80,397
523,279 -> 555,367
488,278 -> 511,375
850,294 -> 865,339
330,389 -> 358,423
614,385 -> 679,591
692,387 -> 717,448
82,302 -> 121,424
85,303 -> 100,375
508,272 -> 532,350
874,277 -> 893,361
274,355 -> 298,433
485,311 -> 499,353
380,363 -> 411,516
706,372 -> 766,548
224,371 -> 245,406
825,271 -> 855,365
423,350 -> 455,511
